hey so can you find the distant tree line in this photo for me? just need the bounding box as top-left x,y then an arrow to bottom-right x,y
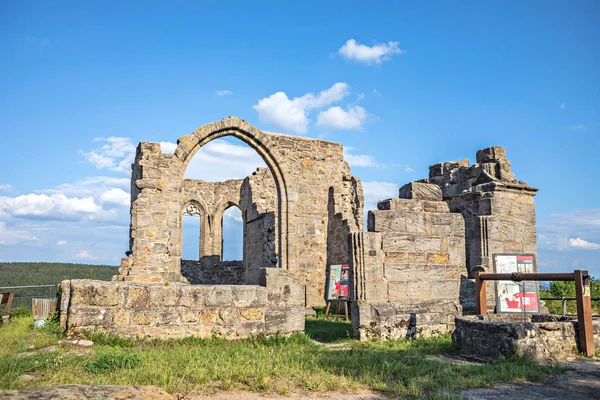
0,262 -> 118,310
540,278 -> 600,315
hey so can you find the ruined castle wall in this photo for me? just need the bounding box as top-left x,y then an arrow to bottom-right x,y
240,168 -> 278,283
349,183 -> 465,340
427,146 -> 538,312
116,117 -> 364,307
349,146 -> 538,339
61,268 -> 305,339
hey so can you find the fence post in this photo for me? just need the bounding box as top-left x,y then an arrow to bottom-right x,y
574,270 -> 595,357
475,271 -> 487,315
562,297 -> 567,316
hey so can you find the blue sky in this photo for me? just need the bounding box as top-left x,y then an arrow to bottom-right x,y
0,1 -> 599,277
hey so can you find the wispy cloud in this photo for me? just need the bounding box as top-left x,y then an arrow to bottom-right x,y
216,90 -> 232,96
79,137 -> 136,174
567,124 -> 588,131
75,250 -> 97,260
0,184 -> 13,192
560,102 -> 566,111
338,39 -> 405,65
0,221 -> 37,245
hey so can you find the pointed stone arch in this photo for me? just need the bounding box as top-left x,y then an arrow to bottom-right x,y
174,117 -> 289,270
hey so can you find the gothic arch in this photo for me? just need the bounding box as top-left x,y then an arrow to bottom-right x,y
174,117 -> 288,269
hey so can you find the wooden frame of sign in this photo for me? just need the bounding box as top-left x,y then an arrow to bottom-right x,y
324,299 -> 349,320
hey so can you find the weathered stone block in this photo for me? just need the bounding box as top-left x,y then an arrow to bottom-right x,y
205,286 -> 233,307
71,282 -> 119,307
265,307 -> 305,333
476,146 -> 507,164
127,286 -> 149,308
398,182 -> 442,201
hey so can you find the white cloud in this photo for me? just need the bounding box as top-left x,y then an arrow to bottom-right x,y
216,90 -> 232,96
0,184 -> 13,192
344,147 -> 379,168
316,106 -> 367,130
567,124 -> 588,131
373,89 -> 381,96
569,238 -> 600,250
345,153 -> 377,167
338,39 -> 405,65
253,82 -> 350,133
0,221 -> 37,245
100,188 -> 130,207
75,250 -> 97,260
182,139 -> 267,181
160,141 -> 177,154
560,102 -> 566,110
404,167 -> 415,173
362,181 -> 399,214
57,240 -> 67,246
80,137 -> 136,174
0,194 -> 100,220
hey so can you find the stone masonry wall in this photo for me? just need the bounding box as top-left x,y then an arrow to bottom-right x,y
180,260 -> 245,285
425,146 -> 538,313
349,182 -> 465,340
61,268 -> 304,339
452,314 -> 600,361
116,117 -> 363,307
240,168 -> 278,284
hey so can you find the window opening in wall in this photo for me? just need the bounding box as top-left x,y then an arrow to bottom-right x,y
222,205 -> 243,261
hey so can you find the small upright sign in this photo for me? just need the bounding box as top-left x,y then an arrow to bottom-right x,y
493,254 -> 540,313
326,264 -> 349,300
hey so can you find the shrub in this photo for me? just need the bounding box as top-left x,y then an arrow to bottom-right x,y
9,309 -> 32,319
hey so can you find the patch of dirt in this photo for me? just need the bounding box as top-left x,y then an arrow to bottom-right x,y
462,358 -> 600,399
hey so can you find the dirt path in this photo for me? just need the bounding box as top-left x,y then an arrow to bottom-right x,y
462,358 -> 600,399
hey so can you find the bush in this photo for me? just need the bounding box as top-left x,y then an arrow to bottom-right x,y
9,309 -> 32,319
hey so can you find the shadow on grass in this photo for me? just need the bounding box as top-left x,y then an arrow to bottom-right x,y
305,318 -> 353,342
315,338 -> 565,398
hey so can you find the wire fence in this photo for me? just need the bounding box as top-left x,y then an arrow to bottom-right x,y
0,285 -> 59,311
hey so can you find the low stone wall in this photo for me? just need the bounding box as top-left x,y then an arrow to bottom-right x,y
180,260 -> 244,285
353,300 -> 461,340
452,314 -> 600,361
60,268 -> 305,339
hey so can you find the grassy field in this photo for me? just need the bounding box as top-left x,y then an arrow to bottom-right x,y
0,314 -> 566,399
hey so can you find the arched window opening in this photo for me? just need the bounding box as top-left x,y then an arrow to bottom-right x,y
222,205 -> 243,261
182,211 -> 201,261
178,134 -> 281,284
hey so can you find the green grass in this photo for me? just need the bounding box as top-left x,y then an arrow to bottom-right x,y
0,316 -> 567,399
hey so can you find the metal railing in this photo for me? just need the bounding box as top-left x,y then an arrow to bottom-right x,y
0,285 -> 58,310
540,297 -> 600,316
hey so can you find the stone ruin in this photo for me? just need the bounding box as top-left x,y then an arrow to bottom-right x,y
59,116 -> 541,342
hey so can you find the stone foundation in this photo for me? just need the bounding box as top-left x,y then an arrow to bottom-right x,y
60,268 -> 305,339
452,314 -> 600,361
353,300 -> 461,340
